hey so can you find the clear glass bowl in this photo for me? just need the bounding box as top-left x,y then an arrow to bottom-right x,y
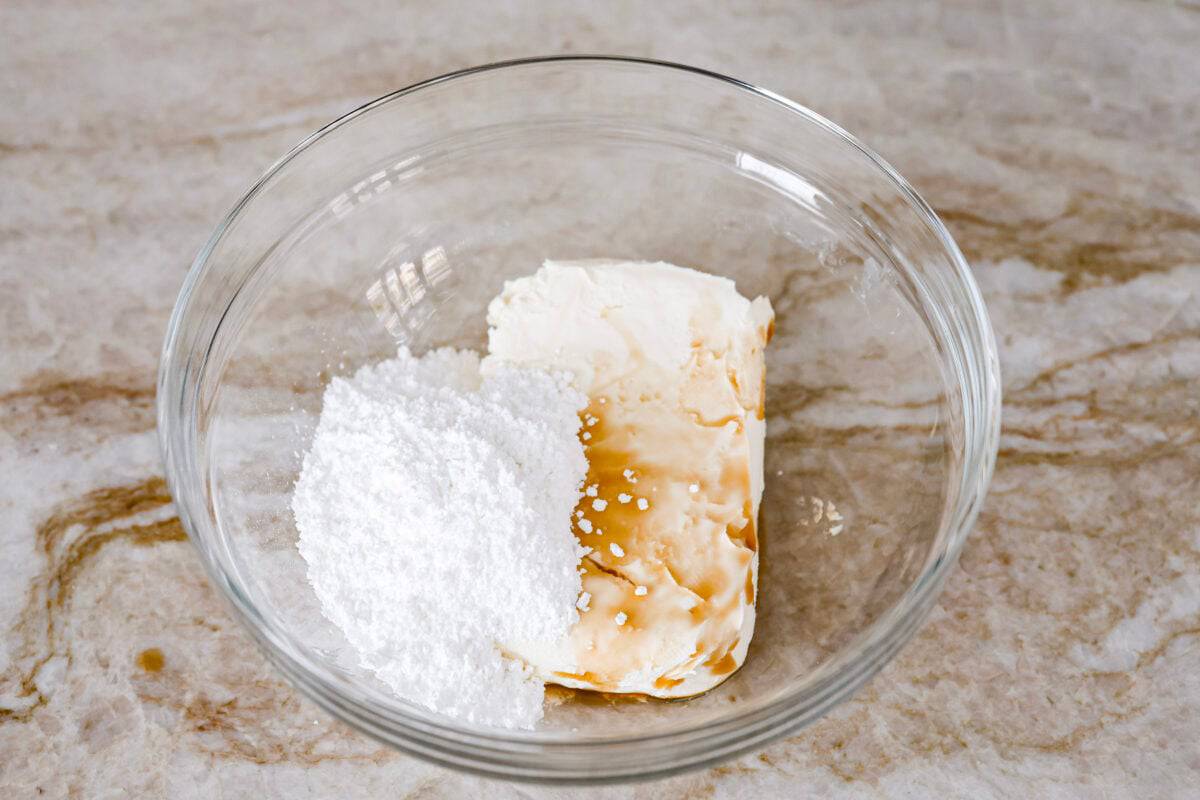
158,56 -> 1000,783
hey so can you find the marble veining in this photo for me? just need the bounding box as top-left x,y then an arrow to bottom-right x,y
2,1 -> 1198,797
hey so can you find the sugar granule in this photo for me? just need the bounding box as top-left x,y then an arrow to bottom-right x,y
292,347 -> 588,730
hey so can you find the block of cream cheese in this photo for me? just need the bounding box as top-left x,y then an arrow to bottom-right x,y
484,260 -> 774,698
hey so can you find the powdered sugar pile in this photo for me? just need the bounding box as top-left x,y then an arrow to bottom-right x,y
292,347 -> 588,729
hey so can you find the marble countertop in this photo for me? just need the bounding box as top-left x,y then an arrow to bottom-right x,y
2,1 -> 1198,797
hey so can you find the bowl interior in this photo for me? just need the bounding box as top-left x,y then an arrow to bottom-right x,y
171,60 -> 983,761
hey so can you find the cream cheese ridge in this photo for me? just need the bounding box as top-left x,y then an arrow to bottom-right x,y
484,259 -> 774,698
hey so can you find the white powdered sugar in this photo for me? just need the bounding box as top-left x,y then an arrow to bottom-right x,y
292,347 -> 588,730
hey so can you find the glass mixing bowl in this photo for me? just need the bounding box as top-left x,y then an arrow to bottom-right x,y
158,56 -> 1000,783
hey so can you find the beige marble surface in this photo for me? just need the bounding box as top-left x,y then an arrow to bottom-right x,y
3,1 -> 1199,797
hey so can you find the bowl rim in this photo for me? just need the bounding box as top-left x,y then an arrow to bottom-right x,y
158,54 -> 1002,783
